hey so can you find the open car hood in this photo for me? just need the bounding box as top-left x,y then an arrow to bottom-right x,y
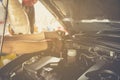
1,1 -> 120,80
40,0 -> 120,34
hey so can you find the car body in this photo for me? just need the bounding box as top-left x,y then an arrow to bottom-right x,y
0,0 -> 120,80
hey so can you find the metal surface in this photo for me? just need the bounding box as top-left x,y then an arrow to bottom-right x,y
77,60 -> 107,80
40,0 -> 120,35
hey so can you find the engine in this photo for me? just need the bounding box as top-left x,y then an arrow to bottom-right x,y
0,33 -> 120,80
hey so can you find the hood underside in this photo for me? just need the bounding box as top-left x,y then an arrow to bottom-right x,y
40,0 -> 120,20
40,0 -> 120,34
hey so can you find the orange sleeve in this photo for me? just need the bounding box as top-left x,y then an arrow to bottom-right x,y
22,0 -> 38,6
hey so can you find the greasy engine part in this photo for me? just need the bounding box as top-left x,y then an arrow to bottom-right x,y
78,60 -> 107,80
78,60 -> 120,80
3,0 -> 30,34
0,49 -> 94,80
22,56 -> 61,80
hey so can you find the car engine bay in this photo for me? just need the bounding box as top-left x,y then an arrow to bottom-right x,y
0,0 -> 120,80
0,31 -> 120,80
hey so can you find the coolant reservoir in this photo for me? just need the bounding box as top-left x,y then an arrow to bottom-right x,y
67,49 -> 77,64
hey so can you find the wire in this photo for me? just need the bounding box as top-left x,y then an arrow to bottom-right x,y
0,0 -> 9,54
1,2 -> 6,9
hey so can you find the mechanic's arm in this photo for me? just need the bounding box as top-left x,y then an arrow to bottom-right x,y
1,31 -> 62,54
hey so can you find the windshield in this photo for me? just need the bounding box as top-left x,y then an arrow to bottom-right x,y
34,1 -> 62,32
0,0 -> 64,35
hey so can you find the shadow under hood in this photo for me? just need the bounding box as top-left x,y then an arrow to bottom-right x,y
40,0 -> 120,34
